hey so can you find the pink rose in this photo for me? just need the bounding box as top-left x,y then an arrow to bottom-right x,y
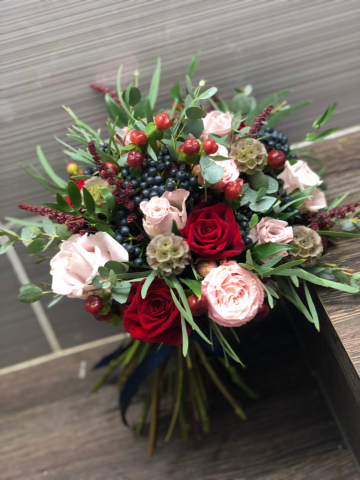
141,189 -> 190,238
50,232 -> 129,299
201,262 -> 264,327
211,145 -> 240,191
299,187 -> 327,213
200,111 -> 232,141
248,217 -> 293,260
278,160 -> 326,212
115,126 -> 132,145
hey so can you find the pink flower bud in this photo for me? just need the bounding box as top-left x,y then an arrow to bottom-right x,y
197,261 -> 218,278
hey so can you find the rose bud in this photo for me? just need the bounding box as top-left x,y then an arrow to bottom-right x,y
197,260 -> 218,278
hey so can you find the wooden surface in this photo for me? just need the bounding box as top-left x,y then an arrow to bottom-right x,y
1,311 -> 359,480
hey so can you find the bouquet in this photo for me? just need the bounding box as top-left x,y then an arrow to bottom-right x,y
3,52 -> 360,456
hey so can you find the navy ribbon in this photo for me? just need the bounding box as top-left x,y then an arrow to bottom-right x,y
93,326 -> 225,425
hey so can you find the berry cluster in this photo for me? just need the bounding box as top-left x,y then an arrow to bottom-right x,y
112,210 -> 144,266
259,127 -> 293,157
267,172 -> 301,225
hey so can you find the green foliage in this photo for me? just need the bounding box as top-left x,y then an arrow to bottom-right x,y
18,284 -> 43,303
199,87 -> 217,100
313,103 -> 337,129
305,128 -> 338,142
252,242 -> 297,261
82,187 -> 95,215
185,106 -> 204,120
181,119 -> 204,139
36,146 -> 68,188
56,224 -> 72,241
26,238 -> 46,254
141,271 -> 157,299
0,239 -> 16,254
266,102 -> 311,128
67,181 -> 82,210
186,50 -> 201,79
200,157 -> 224,184
112,281 -> 132,303
171,81 -> 182,102
149,57 -> 161,109
104,93 -> 128,127
232,93 -> 252,116
100,188 -> 115,211
180,278 -> 202,298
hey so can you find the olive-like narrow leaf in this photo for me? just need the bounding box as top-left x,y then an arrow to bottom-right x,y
149,57 -> 161,109
312,103 -> 337,129
186,50 -> 201,79
82,187 -> 95,215
141,270 -> 157,299
37,146 -> 68,188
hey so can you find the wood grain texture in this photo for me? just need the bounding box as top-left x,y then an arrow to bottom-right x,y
0,312 -> 359,480
1,0 -> 360,219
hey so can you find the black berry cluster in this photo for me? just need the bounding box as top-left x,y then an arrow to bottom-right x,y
259,127 -> 295,158
267,171 -> 301,225
234,207 -> 254,246
112,210 -> 144,266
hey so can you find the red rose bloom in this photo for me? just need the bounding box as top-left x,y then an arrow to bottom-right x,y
181,203 -> 244,261
122,277 -> 190,345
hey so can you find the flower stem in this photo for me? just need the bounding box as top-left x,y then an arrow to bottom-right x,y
148,369 -> 159,457
165,347 -> 183,442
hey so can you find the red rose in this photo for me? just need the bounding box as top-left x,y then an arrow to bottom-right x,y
181,203 -> 244,261
122,277 -> 190,345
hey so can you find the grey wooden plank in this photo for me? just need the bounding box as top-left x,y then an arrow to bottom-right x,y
0,252 -> 51,368
1,0 -> 360,219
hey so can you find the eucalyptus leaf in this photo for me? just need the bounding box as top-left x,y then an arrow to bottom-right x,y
200,157 -> 224,184
26,238 -> 46,254
185,106 -> 204,120
18,284 -> 43,303
181,119 -> 204,139
0,238 -> 16,254
199,87 -> 217,100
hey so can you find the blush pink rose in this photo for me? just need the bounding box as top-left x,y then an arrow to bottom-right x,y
201,262 -> 264,327
248,217 -> 293,260
50,232 -> 129,299
299,187 -> 327,213
141,189 -> 190,237
211,145 -> 240,192
278,160 -> 326,212
200,111 -> 232,141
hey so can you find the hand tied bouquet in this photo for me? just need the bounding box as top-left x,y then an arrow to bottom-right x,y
2,52 -> 360,456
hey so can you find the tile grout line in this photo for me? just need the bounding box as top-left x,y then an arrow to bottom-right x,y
5,245 -> 62,353
0,333 -> 129,376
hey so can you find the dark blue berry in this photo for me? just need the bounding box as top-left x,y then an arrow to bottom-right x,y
92,166 -> 98,174
287,217 -> 296,225
116,210 -> 126,219
240,230 -> 246,239
189,176 -> 198,186
146,177 -> 155,186
281,190 -> 287,198
244,237 -> 253,246
275,143 -> 282,150
141,159 -> 149,170
176,171 -> 188,181
148,167 -> 157,177
240,221 -> 249,230
165,183 -> 175,192
179,164 -> 189,172
140,181 -> 148,190
158,185 -> 166,196
164,160 -> 173,170
131,179 -> 140,189
284,207 -> 292,213
292,208 -> 300,216
154,176 -> 164,185
120,226 -> 130,236
179,180 -> 190,190
267,140 -> 275,148
126,244 -> 135,255
162,148 -> 169,155
133,258 -> 144,266
141,172 -> 149,180
156,153 -> 163,161
190,191 -> 199,201
282,145 -> 290,154
84,168 -> 93,176
277,178 -> 284,187
149,191 -> 159,198
150,185 -> 159,191
149,160 -> 157,168
142,189 -> 150,197
133,196 -> 143,206
141,197 -> 149,204
115,234 -> 124,244
156,163 -> 165,172
170,169 -> 178,178
283,196 -> 292,204
120,218 -> 128,226
235,213 -> 243,223
246,211 -> 252,220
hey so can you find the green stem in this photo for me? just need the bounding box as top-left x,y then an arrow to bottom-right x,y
148,369 -> 159,458
136,385 -> 152,434
194,342 -> 247,420
165,348 -> 183,442
91,346 -> 130,392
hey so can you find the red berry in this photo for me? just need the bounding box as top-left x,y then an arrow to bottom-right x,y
94,312 -> 113,322
320,235 -> 328,251
154,113 -> 172,131
66,162 -> 78,174
105,162 -> 119,174
202,138 -> 218,155
267,150 -> 286,169
224,181 -> 242,199
130,130 -> 147,146
178,145 -> 184,154
187,294 -> 207,317
127,150 -> 145,168
183,139 -> 200,156
84,295 -> 103,315
254,303 -> 270,321
261,277 -> 270,284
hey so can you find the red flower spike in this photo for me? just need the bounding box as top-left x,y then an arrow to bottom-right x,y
155,113 -> 172,131
183,139 -> 200,156
130,130 -> 147,146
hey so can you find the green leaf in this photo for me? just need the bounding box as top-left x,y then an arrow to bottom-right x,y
4,217 -> 42,228
181,119 -> 204,139
0,238 -> 16,254
21,226 -> 41,246
98,266 -> 109,278
253,242 -> 297,261
185,106 -> 204,120
266,176 -> 279,194
317,230 -> 360,238
82,187 -> 95,215
249,196 -> 278,212
109,269 -> 117,286
305,128 -> 338,143
18,284 -> 43,303
199,87 -> 217,100
208,134 -> 230,147
275,268 -> 359,293
172,220 -> 180,235
112,281 -> 132,303
149,57 -> 161,109
185,75 -> 193,97
327,192 -> 350,210
67,180 -> 82,210
181,314 -> 189,357
232,93 -> 252,116
104,94 -> 127,127
41,218 -> 56,236
248,171 -> 269,191
255,188 -> 267,202
37,146 -> 68,188
171,81 -> 182,102
266,102 -> 312,128
26,238 -> 46,254
104,261 -> 126,274
127,87 -> 141,107
100,188 -> 115,211
180,278 -> 202,298
147,143 -> 158,162
56,193 -> 74,213
144,122 -> 158,137
186,50 -> 201,79
129,165 -> 142,178
141,270 -> 157,299
48,295 -> 64,308
56,224 -> 72,241
200,157 -> 224,184
249,214 -> 259,228
247,89 -> 292,125
94,222 -> 115,237
332,269 -> 350,284
268,260 -> 305,275
313,103 -> 337,129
